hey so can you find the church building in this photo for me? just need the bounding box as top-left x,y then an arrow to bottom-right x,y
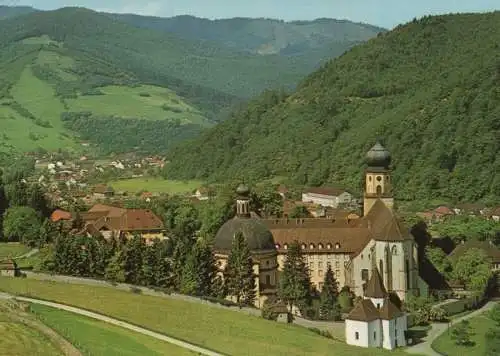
212,141 -> 427,308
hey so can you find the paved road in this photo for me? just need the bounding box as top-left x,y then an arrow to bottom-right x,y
405,300 -> 498,356
13,248 -> 39,260
1,293 -> 223,356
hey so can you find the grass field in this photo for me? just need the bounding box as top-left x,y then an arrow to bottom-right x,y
0,243 -> 31,259
31,304 -> 196,356
66,84 -> 208,125
432,312 -> 494,355
0,303 -> 64,356
0,277 -> 409,356
108,177 -> 202,194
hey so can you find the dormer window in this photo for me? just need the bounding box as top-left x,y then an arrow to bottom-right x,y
335,243 -> 340,249
327,243 -> 332,249
310,244 -> 315,249
301,244 -> 306,250
275,244 -> 280,249
318,243 -> 323,249
284,244 -> 288,250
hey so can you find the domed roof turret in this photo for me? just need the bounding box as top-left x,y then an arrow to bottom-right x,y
236,184 -> 250,197
366,142 -> 391,169
214,217 -> 276,253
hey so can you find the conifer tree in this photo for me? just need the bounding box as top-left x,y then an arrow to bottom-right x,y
278,241 -> 312,313
141,244 -> 156,286
225,232 -> 256,307
319,264 -> 340,320
105,250 -> 126,283
122,235 -> 146,285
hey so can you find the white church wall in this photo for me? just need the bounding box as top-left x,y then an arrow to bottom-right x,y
382,319 -> 395,349
345,320 -> 370,347
368,319 -> 382,347
396,314 -> 408,347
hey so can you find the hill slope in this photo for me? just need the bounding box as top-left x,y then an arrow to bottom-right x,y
0,9 -> 219,155
164,13 -> 500,204
109,14 -> 385,58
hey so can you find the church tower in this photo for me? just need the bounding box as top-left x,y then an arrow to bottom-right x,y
363,141 -> 394,215
235,184 -> 251,218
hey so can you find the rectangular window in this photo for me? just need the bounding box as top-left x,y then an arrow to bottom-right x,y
318,261 -> 323,269
374,331 -> 376,340
361,269 -> 369,281
355,332 -> 359,340
335,260 -> 340,268
318,282 -> 324,290
309,262 -> 314,270
318,270 -> 323,277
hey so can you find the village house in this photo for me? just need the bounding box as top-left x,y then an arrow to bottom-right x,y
449,240 -> 500,272
213,142 -> 426,308
92,184 -> 115,199
0,259 -> 19,277
488,207 -> 500,222
345,269 -> 407,350
78,204 -> 166,244
302,187 -> 355,208
193,187 -> 214,201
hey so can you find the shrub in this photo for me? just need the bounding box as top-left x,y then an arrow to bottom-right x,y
139,92 -> 151,97
129,286 -> 142,294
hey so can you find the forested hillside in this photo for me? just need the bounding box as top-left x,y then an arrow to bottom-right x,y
164,12 -> 500,204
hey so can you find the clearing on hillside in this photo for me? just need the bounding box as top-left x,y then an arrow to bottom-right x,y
0,243 -> 30,259
106,178 -> 202,194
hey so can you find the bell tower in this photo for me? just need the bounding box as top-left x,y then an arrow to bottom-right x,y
235,184 -> 251,218
363,141 -> 394,215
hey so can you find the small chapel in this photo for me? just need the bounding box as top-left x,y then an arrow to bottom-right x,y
345,268 -> 407,349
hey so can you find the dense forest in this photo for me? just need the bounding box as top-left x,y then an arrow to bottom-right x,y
164,12 -> 500,204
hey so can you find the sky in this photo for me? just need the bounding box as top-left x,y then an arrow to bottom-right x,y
7,0 -> 500,28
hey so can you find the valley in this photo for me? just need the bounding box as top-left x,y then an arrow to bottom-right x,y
0,3 -> 499,356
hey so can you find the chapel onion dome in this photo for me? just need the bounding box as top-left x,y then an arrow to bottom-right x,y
366,142 -> 391,169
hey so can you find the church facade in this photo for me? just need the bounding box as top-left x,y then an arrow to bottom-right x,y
212,142 -> 426,308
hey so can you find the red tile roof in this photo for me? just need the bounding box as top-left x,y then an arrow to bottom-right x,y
304,187 -> 347,197
50,209 -> 72,222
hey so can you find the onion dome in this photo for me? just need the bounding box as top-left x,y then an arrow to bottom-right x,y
236,184 -> 250,198
366,142 -> 391,169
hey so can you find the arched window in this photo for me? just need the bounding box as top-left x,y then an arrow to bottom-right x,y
376,185 -> 382,195
368,176 -> 372,182
379,259 -> 384,277
391,245 -> 398,255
